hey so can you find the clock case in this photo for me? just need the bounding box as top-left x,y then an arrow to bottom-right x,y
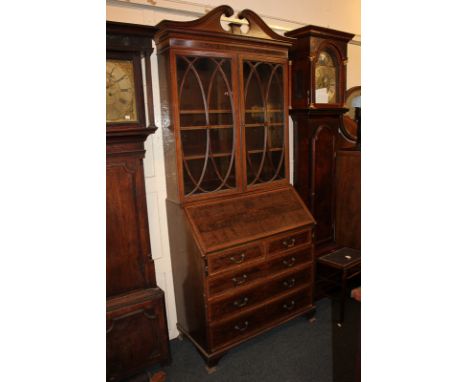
286,25 -> 354,109
285,25 -> 358,257
106,22 -> 170,381
106,22 -> 156,131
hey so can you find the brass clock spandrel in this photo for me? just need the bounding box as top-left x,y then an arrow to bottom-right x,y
106,59 -> 138,123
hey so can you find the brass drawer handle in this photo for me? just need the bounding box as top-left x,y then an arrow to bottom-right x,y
232,274 -> 248,286
282,277 -> 296,289
229,253 -> 246,264
233,296 -> 249,308
282,257 -> 296,268
234,320 -> 249,332
282,238 -> 296,248
283,300 -> 296,311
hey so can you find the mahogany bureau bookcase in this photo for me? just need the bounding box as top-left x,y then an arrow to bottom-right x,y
154,6 -> 316,371
285,26 -> 358,257
106,22 -> 170,381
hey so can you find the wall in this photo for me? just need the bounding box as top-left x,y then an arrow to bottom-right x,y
107,0 -> 361,339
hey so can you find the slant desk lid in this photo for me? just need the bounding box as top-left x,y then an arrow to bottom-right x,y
185,187 -> 315,254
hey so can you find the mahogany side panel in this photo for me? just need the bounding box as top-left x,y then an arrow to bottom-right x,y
166,199 -> 208,347
157,50 -> 181,203
335,149 -> 361,249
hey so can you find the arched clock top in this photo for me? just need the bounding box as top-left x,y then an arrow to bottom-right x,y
313,41 -> 346,65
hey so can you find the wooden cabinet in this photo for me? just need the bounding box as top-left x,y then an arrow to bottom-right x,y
286,25 -> 357,256
165,189 -> 315,368
155,6 -> 315,369
106,22 -> 170,381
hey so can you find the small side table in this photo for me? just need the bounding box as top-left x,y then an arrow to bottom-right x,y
317,247 -> 361,326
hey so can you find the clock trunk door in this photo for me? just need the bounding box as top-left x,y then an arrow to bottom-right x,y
310,125 -> 336,245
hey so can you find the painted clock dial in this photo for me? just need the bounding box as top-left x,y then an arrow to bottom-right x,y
106,59 -> 138,123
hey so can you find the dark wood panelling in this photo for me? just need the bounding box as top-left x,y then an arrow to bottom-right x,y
106,158 -> 148,296
335,149 -> 361,249
311,126 -> 336,245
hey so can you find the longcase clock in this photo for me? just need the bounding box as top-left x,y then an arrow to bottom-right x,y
106,21 -> 170,382
286,25 -> 356,257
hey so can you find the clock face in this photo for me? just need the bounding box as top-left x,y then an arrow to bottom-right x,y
106,59 -> 138,123
315,51 -> 337,104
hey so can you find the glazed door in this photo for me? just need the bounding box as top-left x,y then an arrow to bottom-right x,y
241,58 -> 289,189
174,52 -> 241,199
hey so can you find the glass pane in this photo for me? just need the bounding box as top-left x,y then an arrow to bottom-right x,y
244,61 -> 286,186
315,51 -> 337,104
183,156 -> 236,194
176,55 -> 236,196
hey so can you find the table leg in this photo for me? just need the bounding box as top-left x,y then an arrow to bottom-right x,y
338,269 -> 347,327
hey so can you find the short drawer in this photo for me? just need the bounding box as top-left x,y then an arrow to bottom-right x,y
268,247 -> 313,274
267,229 -> 311,255
267,266 -> 313,296
264,288 -> 312,322
207,244 -> 263,275
207,263 -> 266,297
209,307 -> 266,350
208,285 -> 266,322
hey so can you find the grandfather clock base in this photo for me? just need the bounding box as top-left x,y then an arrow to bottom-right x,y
107,289 -> 171,382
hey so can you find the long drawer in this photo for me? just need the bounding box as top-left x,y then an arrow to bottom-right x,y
208,265 -> 313,321
208,287 -> 313,350
207,263 -> 267,297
